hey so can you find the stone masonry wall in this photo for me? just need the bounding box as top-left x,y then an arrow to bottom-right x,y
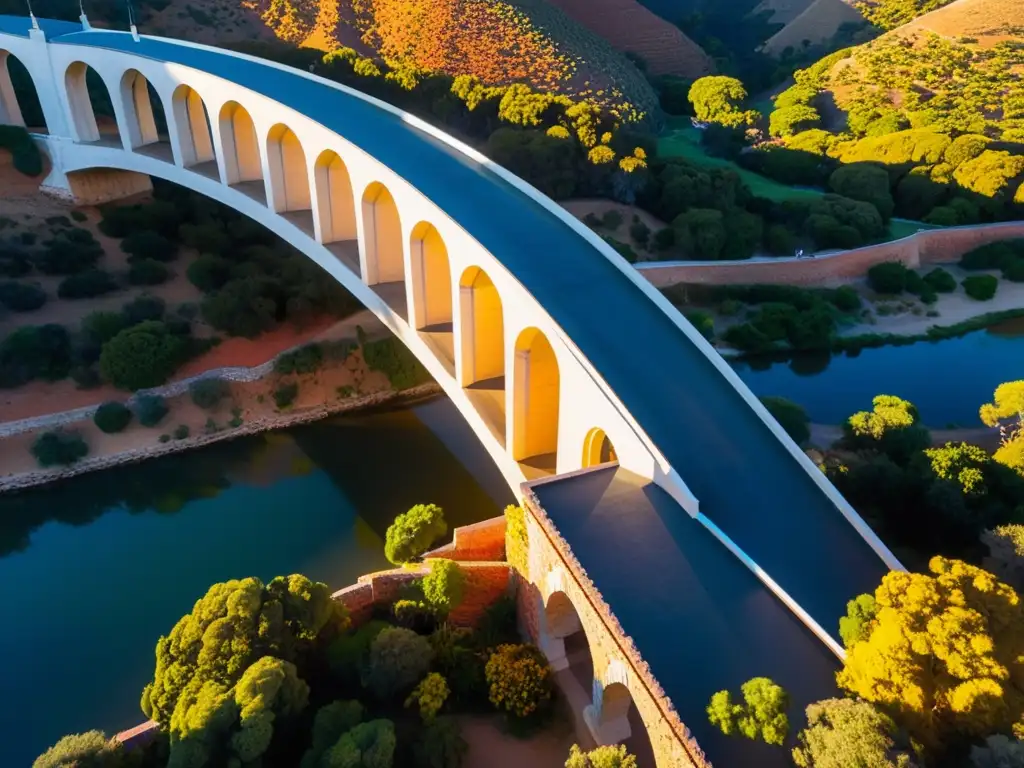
638,221 -> 1024,288
426,516 -> 507,562
519,490 -> 710,768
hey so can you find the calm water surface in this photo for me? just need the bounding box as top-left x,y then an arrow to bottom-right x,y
731,319 -> 1024,426
0,398 -> 510,767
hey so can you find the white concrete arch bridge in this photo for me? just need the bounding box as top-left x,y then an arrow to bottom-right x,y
0,16 -> 902,766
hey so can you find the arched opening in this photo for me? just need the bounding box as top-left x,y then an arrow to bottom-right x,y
361,181 -> 404,290
582,428 -> 618,468
513,327 -> 560,475
120,69 -> 171,161
0,52 -> 46,132
410,222 -> 454,372
218,100 -> 264,202
267,123 -> 312,235
459,266 -> 505,446
64,62 -> 120,145
171,84 -> 216,179
314,149 -> 356,248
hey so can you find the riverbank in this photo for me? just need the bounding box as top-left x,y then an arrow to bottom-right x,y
808,423 -> 1002,451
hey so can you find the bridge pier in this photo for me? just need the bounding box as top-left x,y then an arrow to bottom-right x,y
36,136 -> 152,204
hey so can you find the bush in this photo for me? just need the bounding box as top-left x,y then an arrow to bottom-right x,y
960,242 -> 1021,271
201,277 -> 279,338
58,269 -> 119,299
32,730 -> 123,768
99,321 -> 186,390
186,253 -> 232,292
120,230 -> 178,262
127,258 -> 170,286
413,717 -> 467,768
923,267 -> 957,293
35,228 -> 103,274
135,394 -> 168,427
385,503 -> 447,564
189,377 -> 230,409
866,262 -> 909,294
173,424 -> 190,440
963,275 -> 998,301
0,125 -> 43,176
93,401 -> 132,434
565,744 -> 638,768
485,644 -> 552,719
0,324 -> 72,388
273,382 -> 299,408
364,626 -> 434,700
602,209 -> 623,229
328,620 -> 390,687
829,286 -> 862,312
392,600 -> 438,634
276,344 -> 324,375
629,219 -> 650,247
361,335 -> 431,390
652,227 -> 675,251
760,396 -> 810,446
31,429 -> 88,467
422,559 -> 466,615
0,247 -> 32,277
71,365 -> 101,389
685,311 -> 714,340
707,677 -> 789,745
0,279 -> 46,312
122,295 -> 166,325
405,672 -> 450,722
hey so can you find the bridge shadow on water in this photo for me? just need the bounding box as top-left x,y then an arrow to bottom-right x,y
532,466 -> 842,767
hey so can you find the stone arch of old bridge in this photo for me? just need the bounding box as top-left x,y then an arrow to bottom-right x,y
0,15 -> 902,765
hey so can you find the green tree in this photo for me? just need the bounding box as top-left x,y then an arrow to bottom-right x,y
57,269 -> 119,300
963,275 -> 998,301
707,677 -> 789,746
201,277 -> 279,338
838,557 -> 1024,751
760,396 -> 811,446
127,258 -> 171,286
673,208 -> 726,260
32,730 -> 124,768
839,593 -> 878,648
422,558 -> 466,615
190,378 -> 231,410
135,394 -> 169,427
300,700 -> 365,768
770,105 -> 821,138
565,744 -> 638,768
485,643 -> 552,718
0,324 -> 72,388
792,698 -> 916,767
844,395 -> 931,465
385,504 -> 447,565
323,719 -> 396,768
93,401 -> 133,434
31,430 -> 88,467
405,672 -> 450,722
830,164 -> 895,221
187,254 -> 232,293
121,230 -> 178,262
363,627 -> 434,700
688,76 -> 754,128
81,311 -> 128,346
99,321 -> 186,390
0,280 -> 46,312
141,574 -> 347,729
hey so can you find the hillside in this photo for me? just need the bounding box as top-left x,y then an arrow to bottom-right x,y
543,0 -> 713,77
902,0 -> 1024,43
762,0 -> 864,53
751,0 -> 816,24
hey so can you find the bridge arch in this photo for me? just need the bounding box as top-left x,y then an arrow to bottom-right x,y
266,123 -> 311,217
0,52 -> 45,131
0,51 -> 25,128
313,149 -> 356,244
513,326 -> 560,473
583,428 -> 618,468
409,222 -> 453,330
218,100 -> 262,189
171,84 -> 215,173
64,61 -> 120,144
119,69 -> 165,152
361,181 -> 404,287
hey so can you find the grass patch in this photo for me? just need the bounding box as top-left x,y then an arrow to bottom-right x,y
358,328 -> 432,391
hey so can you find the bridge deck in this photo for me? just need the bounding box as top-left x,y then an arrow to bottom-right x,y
531,466 -> 841,767
7,16 -> 890,632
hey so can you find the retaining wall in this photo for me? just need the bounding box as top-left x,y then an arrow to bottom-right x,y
425,516 -> 507,562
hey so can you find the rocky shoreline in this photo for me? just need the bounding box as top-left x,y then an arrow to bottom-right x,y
0,382 -> 442,494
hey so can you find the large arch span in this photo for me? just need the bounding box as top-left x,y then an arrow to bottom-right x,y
0,15 -> 901,765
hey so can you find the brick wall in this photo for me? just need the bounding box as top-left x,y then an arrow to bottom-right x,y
638,221 -> 1024,288
426,516 -> 507,562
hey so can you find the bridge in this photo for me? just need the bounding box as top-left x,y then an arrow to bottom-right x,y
0,16 -> 901,765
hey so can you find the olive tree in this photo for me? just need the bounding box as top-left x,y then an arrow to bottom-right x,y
384,504 -> 447,565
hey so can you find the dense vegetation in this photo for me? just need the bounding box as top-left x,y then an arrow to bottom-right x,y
853,0 -> 957,30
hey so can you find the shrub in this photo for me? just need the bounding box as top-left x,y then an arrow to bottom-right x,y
829,286 -> 861,312
602,209 -> 623,229
0,248 -> 32,277
392,600 -> 438,634
963,275 -> 998,301
707,677 -> 789,746
273,382 -> 299,408
0,280 -> 46,311
405,672 -> 450,722
364,626 -> 434,700
792,698 -> 914,768
186,254 -> 231,292
0,323 -> 72,388
422,559 -> 466,615
385,503 -> 447,564
122,295 -> 166,325
35,228 -> 103,274
127,258 -> 170,286
629,219 -> 650,247
31,429 -> 88,467
867,262 -> 909,294
71,365 -> 101,389
652,227 -> 675,251
300,700 -> 366,768
276,343 -> 324,375
32,730 -> 123,768
71,210 -> 87,223
93,401 -> 132,434
685,311 -> 714,340
566,744 -> 638,768
760,396 -> 810,446
189,377 -> 230,409
485,644 -> 552,718
923,267 -> 956,293
960,242 -> 1021,271
121,230 -> 177,262
361,335 -> 431,390
57,269 -> 118,299
413,717 -> 468,768
328,620 -> 390,687
173,424 -> 190,440
135,394 -> 168,427
100,321 -> 185,390
0,125 -> 43,176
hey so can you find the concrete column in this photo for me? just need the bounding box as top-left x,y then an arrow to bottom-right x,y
511,348 -> 530,460
458,284 -> 475,385
583,681 -> 632,746
26,28 -> 73,137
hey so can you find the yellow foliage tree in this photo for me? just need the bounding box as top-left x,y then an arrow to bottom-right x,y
837,557 -> 1024,751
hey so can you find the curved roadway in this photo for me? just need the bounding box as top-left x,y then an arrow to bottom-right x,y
4,17 -> 888,634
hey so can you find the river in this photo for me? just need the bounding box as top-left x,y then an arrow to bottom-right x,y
731,319 -> 1024,427
0,398 -> 511,767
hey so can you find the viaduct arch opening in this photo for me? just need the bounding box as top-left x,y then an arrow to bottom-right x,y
267,123 -> 312,234
0,51 -> 45,131
218,100 -> 263,199
513,326 -> 560,475
361,181 -> 406,317
459,265 -> 506,446
410,221 -> 454,370
313,149 -> 356,245
171,84 -> 216,178
65,62 -> 120,145
120,69 -> 170,161
583,428 -> 618,468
